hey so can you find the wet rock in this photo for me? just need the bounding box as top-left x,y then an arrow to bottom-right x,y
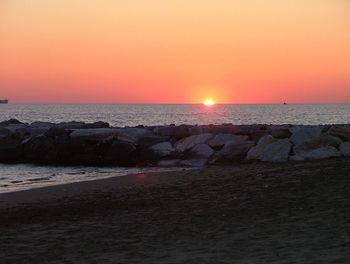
328,126 -> 350,141
208,134 -> 249,148
340,142 -> 350,156
213,140 -> 255,161
290,126 -> 323,146
189,143 -> 214,159
247,135 -> 292,162
158,159 -> 181,167
175,133 -> 214,152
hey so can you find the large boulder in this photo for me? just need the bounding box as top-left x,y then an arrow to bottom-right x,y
175,133 -> 213,152
328,126 -> 350,141
291,146 -> 340,161
70,128 -> 120,141
117,128 -> 154,145
188,143 -> 214,159
247,135 -> 292,163
149,142 -> 175,158
289,126 -> 323,146
291,135 -> 342,161
340,142 -> 350,156
0,119 -> 23,127
0,133 -> 21,163
268,125 -> 292,139
213,140 -> 255,162
102,141 -> 136,165
22,136 -> 57,164
208,134 -> 249,148
0,127 -> 12,139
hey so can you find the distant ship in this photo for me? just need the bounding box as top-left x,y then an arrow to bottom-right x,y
0,99 -> 8,104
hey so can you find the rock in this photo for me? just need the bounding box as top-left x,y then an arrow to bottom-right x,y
247,135 -> 292,162
189,125 -> 239,135
175,133 -> 214,152
102,141 -> 136,165
70,128 -> 120,140
0,141 -> 22,163
22,136 -> 57,164
208,134 -> 249,148
329,126 -> 350,141
291,146 -> 341,161
150,142 -> 175,157
158,159 -> 180,167
44,127 -> 71,138
214,140 -> 255,161
292,135 -> 342,161
0,127 -> 12,139
153,125 -> 190,139
189,143 -> 214,158
268,125 -> 292,139
55,121 -> 88,129
117,128 -> 154,144
180,159 -> 208,167
290,126 -> 323,146
340,142 -> 350,156
30,121 -> 55,129
0,119 -> 23,127
83,121 -> 110,129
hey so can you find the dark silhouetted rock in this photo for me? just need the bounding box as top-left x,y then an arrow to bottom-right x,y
329,126 -> 350,141
103,141 -> 136,165
340,141 -> 350,156
0,119 -> 23,127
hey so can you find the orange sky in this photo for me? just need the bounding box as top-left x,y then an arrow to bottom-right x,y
0,0 -> 350,104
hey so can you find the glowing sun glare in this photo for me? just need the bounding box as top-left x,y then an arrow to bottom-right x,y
203,99 -> 215,106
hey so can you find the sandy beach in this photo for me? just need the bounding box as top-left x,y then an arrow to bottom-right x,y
1,158 -> 350,263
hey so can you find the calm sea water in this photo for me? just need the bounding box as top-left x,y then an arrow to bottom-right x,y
1,104 -> 350,126
1,104 -> 349,193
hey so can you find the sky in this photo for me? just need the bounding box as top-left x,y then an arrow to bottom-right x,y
0,0 -> 350,104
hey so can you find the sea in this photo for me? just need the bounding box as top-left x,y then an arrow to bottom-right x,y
1,103 -> 349,193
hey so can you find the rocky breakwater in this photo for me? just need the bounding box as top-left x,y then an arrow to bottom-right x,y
1,119 -> 350,167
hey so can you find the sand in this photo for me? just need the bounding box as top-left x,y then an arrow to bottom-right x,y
1,158 -> 350,263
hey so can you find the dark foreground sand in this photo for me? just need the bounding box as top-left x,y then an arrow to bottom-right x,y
1,159 -> 350,264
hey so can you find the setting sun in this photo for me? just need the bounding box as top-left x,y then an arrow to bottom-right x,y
203,99 -> 215,106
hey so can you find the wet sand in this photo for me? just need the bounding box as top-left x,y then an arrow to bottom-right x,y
1,158 -> 350,263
